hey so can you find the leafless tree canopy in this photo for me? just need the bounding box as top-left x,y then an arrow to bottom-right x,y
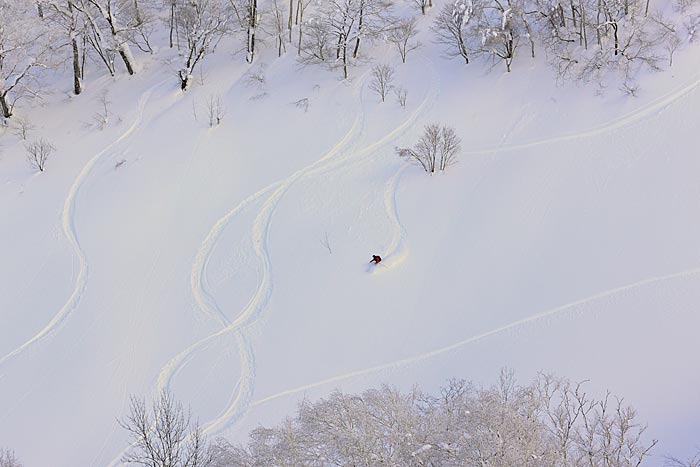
25,139 -> 56,172
395,86 -> 407,108
208,370 -> 659,467
397,123 -> 461,173
368,63 -> 395,102
0,449 -> 22,467
666,451 -> 700,467
389,17 -> 420,63
206,94 -> 225,127
119,390 -> 214,467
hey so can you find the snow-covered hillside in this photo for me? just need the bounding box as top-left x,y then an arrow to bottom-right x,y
1,7 -> 700,466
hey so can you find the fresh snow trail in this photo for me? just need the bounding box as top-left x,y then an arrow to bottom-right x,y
196,57 -> 441,436
0,79 -> 169,369
190,182 -> 283,328
157,56 -> 441,439
375,165 -> 410,272
154,68 -> 371,434
463,69 -> 700,155
250,267 -> 700,406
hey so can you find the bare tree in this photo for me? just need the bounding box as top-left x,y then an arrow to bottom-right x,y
267,0 -> 288,56
666,451 -> 700,467
25,139 -> 56,172
438,125 -> 461,170
389,17 -> 420,63
414,0 -> 429,15
432,0 -> 475,64
93,89 -> 111,129
119,390 -> 214,467
177,0 -> 230,90
369,63 -> 394,102
0,449 -> 22,467
206,94 -> 225,126
0,1 -> 52,119
13,117 -> 36,140
666,32 -> 682,67
44,0 -> 85,94
230,0 -> 258,62
394,86 -> 407,108
298,0 -> 390,78
397,123 -> 461,174
81,0 -> 139,74
294,0 -> 312,54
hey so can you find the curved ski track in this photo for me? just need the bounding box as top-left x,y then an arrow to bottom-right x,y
251,266 -> 700,406
0,79 -> 170,369
464,69 -> 700,156
154,57 -> 441,439
155,68 -> 370,432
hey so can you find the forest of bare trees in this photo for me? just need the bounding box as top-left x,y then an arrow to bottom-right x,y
1,0 -> 699,119
109,370 -> 694,467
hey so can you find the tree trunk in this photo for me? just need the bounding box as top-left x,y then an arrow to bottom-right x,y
119,47 -> 135,74
133,0 -> 142,24
297,3 -> 303,55
288,0 -> 293,42
247,0 -> 257,62
342,44 -> 348,79
0,93 -> 11,118
72,36 -> 83,94
169,2 -> 175,48
353,2 -> 363,58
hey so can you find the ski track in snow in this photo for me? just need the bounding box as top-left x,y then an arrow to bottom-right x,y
152,57 -> 442,441
251,267 -> 700,407
198,58 -> 441,437
154,67 -> 371,438
465,69 -> 700,156
0,79 -> 170,370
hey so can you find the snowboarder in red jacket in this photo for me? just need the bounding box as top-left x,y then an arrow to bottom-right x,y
370,255 -> 382,264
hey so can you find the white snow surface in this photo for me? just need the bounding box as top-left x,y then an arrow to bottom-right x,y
1,34 -> 700,466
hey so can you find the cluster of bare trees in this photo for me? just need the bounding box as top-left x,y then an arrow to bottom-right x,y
206,370 -> 661,467
433,0 -> 697,81
3,371 -> 697,466
397,123 -> 462,173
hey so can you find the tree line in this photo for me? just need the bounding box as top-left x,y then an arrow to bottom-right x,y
2,370 -> 699,466
1,0 -> 700,119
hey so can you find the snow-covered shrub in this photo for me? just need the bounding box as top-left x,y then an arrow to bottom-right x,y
397,123 -> 461,174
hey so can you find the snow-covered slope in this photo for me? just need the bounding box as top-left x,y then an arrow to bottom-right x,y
1,29 -> 699,466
